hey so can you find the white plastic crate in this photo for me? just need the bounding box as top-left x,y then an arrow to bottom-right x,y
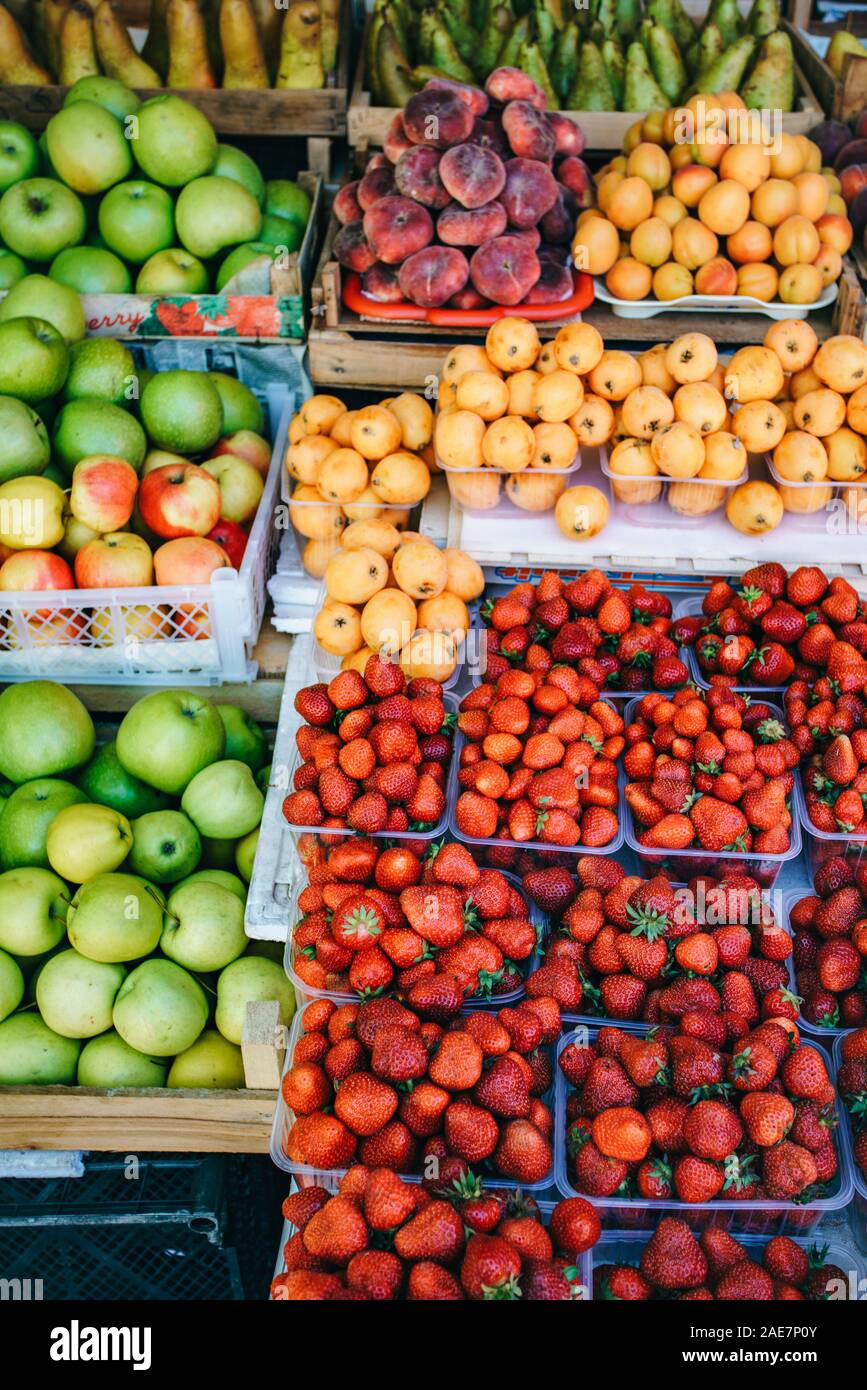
0,345 -> 303,685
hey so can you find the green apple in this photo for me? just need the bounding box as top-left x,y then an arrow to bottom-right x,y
0,396 -> 51,483
235,826 -> 258,883
98,180 -> 175,264
139,371 -> 223,455
175,868 -> 246,903
36,948 -> 126,1038
127,809 -> 201,883
52,399 -> 147,476
256,764 -> 271,793
0,319 -> 69,404
0,179 -> 86,262
181,759 -> 264,840
215,955 -> 295,1046
0,778 -> 88,870
0,121 -> 39,192
135,247 -> 208,294
162,880 -> 246,972
215,242 -> 281,292
45,102 -> 132,195
113,957 -> 208,1056
208,373 -> 264,435
0,947 -> 24,1022
167,1029 -> 245,1088
0,867 -> 69,957
0,1012 -> 80,1083
265,178 -> 312,231
0,249 -> 27,289
212,144 -> 265,205
200,836 -> 237,869
62,338 -> 136,408
116,689 -> 225,795
216,705 -> 268,773
175,176 -> 262,260
66,871 -> 166,963
64,76 -> 141,122
77,740 -> 172,819
50,246 -> 132,294
0,273 -> 86,343
77,1030 -> 167,1087
0,681 -> 94,783
131,94 -> 218,187
259,214 -> 304,252
47,803 -> 133,884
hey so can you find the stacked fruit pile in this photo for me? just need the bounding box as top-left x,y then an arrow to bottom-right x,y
837,1028 -> 867,1187
574,96 -> 851,305
281,993 -> 559,1184
0,89 -> 310,298
334,68 -> 589,310
273,1177 -> 600,1301
790,859 -> 867,1030
785,662 -> 867,838
560,1020 -> 841,1204
282,661 -> 455,834
290,836 -> 541,1003
595,1219 -> 853,1299
521,861 -> 795,1025
0,680 -> 294,1089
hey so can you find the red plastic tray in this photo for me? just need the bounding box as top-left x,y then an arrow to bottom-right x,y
342,269 -> 595,327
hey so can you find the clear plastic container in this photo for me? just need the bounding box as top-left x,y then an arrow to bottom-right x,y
796,767 -> 867,875
447,729 -> 625,858
672,593 -> 786,694
435,405 -> 583,517
832,1033 -> 867,1256
779,887 -> 850,1041
283,867 -> 549,1008
767,454 -> 867,528
601,445 -> 747,528
554,1025 -> 854,1232
587,1228 -> 867,1296
285,487 -> 417,579
271,998 -> 557,1191
622,696 -> 803,888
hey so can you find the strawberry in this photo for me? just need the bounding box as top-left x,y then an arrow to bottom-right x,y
371,1025 -> 428,1083
682,1099 -> 742,1161
444,1099 -> 500,1162
285,1112 -> 357,1169
455,790 -> 499,839
689,796 -> 748,852
347,792 -> 388,832
780,1046 -> 832,1101
762,1140 -> 818,1199
272,1270 -> 343,1300
786,566 -> 828,607
522,866 -> 577,915
283,789 -> 323,826
673,1154 -> 724,1203
430,841 -> 480,888
407,1262 -> 463,1300
400,884 -> 466,948
375,846 -> 423,892
427,1030 -> 483,1090
281,1186 -> 331,1230
740,1092 -> 795,1147
346,1249 -> 404,1300
493,1118 -> 552,1183
394,1200 -> 466,1262
640,1217 -> 708,1291
715,1259 -> 775,1300
282,1062 -> 332,1116
763,1235 -> 809,1287
406,772 -> 446,826
295,684 -> 335,726
699,1227 -> 747,1281
823,733 -> 859,786
741,562 -> 786,599
331,892 -> 385,952
460,1234 -> 522,1300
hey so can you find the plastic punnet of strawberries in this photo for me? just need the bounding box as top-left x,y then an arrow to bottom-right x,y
282,995 -> 560,1187
783,649 -> 867,838
291,837 -> 543,1004
453,672 -> 622,850
594,1218 -> 854,1300
623,687 -> 798,862
673,563 -> 867,692
271,1176 -> 600,1301
837,1027 -> 867,1189
282,656 -> 455,835
789,857 -> 867,1031
559,1020 -> 841,1206
519,860 -> 796,1029
481,570 -> 689,693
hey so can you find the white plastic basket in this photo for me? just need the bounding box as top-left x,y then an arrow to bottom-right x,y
593,276 -> 838,321
0,352 -> 297,685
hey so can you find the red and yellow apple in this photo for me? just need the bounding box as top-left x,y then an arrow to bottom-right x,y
154,536 -> 229,641
141,448 -> 187,477
0,550 -> 74,618
207,519 -> 247,568
211,430 -> 271,477
201,454 -> 264,524
138,463 -> 222,539
70,456 -> 139,534
75,532 -> 154,589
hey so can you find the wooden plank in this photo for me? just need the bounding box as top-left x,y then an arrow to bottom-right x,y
241,1000 -> 286,1092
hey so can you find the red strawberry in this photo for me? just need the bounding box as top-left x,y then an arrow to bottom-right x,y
460,1234 -> 522,1300
394,1200 -> 465,1262
407,1263 -> 463,1300
640,1217 -> 708,1290
400,884 -> 466,947
493,1118 -> 552,1183
689,796 -> 748,852
762,1141 -> 818,1199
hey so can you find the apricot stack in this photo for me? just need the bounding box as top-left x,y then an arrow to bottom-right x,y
574,93 -> 852,307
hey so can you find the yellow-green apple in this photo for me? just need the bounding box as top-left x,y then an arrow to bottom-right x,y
46,802 -> 133,883
0,476 -> 66,549
0,1013 -> 80,1084
161,879 -> 246,971
0,395 -> 51,483
135,248 -> 208,294
141,448 -> 186,477
76,1030 -> 167,1087
115,689 -> 225,795
0,317 -> 69,403
130,95 -> 218,188
0,946 -> 24,1022
0,680 -> 94,783
0,121 -> 39,194
66,871 -> 166,962
139,462 -> 221,539
97,179 -> 174,262
174,176 -> 262,259
0,777 -> 87,870
140,370 -> 223,454
215,955 -> 295,1045
167,1030 -> 245,1088
112,958 -> 208,1057
0,183 -> 86,265
235,826 -> 258,883
211,429 -> 271,477
70,456 -> 139,533
126,808 -> 201,883
207,519 -> 247,568
176,867 -> 246,901
89,604 -> 167,647
74,531 -> 153,588
0,865 -> 69,955
45,102 -> 132,195
0,273 -> 86,343
36,948 -> 127,1038
202,454 -> 264,524
181,759 -> 264,839
59,512 -> 100,562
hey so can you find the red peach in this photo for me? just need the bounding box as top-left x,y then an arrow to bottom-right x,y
362,262 -> 404,301
469,235 -> 540,304
501,157 -> 558,228
549,113 -> 586,157
437,199 -> 507,246
357,164 -> 396,211
425,76 -> 489,116
439,142 -> 507,209
394,145 -> 450,208
333,181 -> 363,225
398,246 -> 469,307
502,100 -> 556,162
384,112 -> 413,164
402,89 -> 474,148
363,196 -> 434,265
333,221 -> 376,273
484,66 -> 547,110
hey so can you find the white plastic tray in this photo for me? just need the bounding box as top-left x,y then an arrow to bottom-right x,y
593,277 -> 838,321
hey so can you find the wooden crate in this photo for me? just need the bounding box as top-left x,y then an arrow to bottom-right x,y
797,33 -> 867,125
348,13 -> 823,153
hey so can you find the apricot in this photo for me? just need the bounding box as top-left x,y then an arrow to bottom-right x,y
737,263 -> 778,301
370,452 -> 431,505
773,216 -> 820,268
653,262 -> 694,300
596,169 -> 624,214
553,323 -> 603,378
790,365 -> 823,400
668,480 -> 726,515
847,384 -> 867,434
388,393 -> 433,451
651,421 -> 705,479
533,370 -> 585,423
607,177 -> 654,231
435,409 -> 486,469
826,426 -> 867,481
827,193 -> 848,216
606,256 -> 653,300
725,479 -> 784,533
531,420 -> 578,469
316,447 -> 369,504
342,485 -> 385,522
732,400 -> 787,453
392,539 -> 448,598
694,256 -> 738,296
505,471 -> 568,511
445,470 -> 501,510
814,335 -> 867,394
813,245 -> 843,287
638,344 -> 676,393
751,179 -> 798,228
486,316 -> 540,372
665,333 -> 717,386
482,415 -> 536,471
672,165 -> 717,208
301,538 -> 342,578
569,395 -> 615,447
455,370 -> 510,420
642,110 -> 666,144
815,213 -> 853,256
727,220 -> 773,265
608,438 -> 661,504
507,369 -> 541,418
797,137 -> 822,173
621,385 -> 675,439
671,219 -> 718,271
572,216 -> 620,275
765,319 -> 817,373
443,548 -> 484,601
698,180 -> 750,237
669,144 -> 694,171
287,433 -> 338,485
289,484 -> 346,541
773,431 -> 828,482
630,217 -> 673,268
725,346 -> 784,405
588,350 -> 643,401
350,405 -> 403,461
341,518 -> 401,558
325,546 -> 389,604
314,601 -> 363,656
300,394 -> 346,435
674,383 -> 727,435
441,344 -> 498,384
702,431 -> 747,479
399,628 -> 458,684
780,262 -> 822,305
654,196 -> 688,230
791,171 -> 829,224
719,143 -> 770,192
792,388 -> 845,438
554,485 -> 609,540
769,133 -> 804,180
626,143 -> 671,192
